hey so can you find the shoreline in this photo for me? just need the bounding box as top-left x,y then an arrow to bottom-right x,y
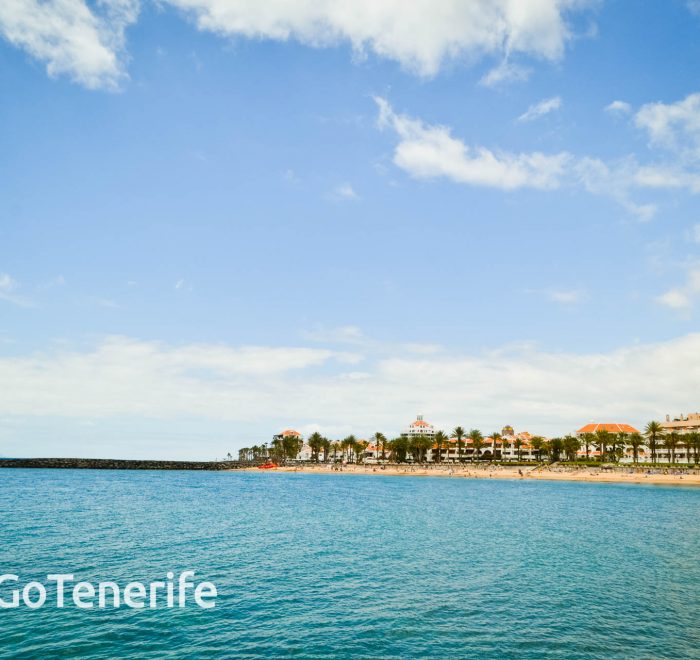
249,463 -> 700,487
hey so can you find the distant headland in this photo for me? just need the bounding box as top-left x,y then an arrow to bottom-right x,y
0,458 -> 253,470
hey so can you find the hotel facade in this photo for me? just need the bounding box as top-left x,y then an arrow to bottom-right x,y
284,412 -> 700,464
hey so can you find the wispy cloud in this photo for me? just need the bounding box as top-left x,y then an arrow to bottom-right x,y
92,297 -> 120,309
0,273 -> 34,308
330,183 -> 359,201
693,224 -> 700,244
656,265 -> 700,310
375,97 -> 570,191
547,288 -> 586,304
302,325 -> 366,344
375,96 -> 700,219
517,96 -> 562,123
480,60 -> 531,87
605,100 -> 632,115
634,92 -> 700,161
37,274 -> 66,290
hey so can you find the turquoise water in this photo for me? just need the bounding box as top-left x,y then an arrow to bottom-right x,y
1,470 -> 699,658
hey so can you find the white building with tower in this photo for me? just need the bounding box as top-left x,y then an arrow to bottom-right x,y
402,414 -> 435,438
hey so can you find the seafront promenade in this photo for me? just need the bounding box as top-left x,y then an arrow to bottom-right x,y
262,462 -> 700,487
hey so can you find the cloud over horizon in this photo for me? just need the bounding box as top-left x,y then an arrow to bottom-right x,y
1,332 -> 699,457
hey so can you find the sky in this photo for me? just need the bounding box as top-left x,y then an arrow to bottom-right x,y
2,0 -> 700,459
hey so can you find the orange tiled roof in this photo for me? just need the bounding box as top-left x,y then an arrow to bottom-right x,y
577,423 -> 639,434
281,429 -> 301,437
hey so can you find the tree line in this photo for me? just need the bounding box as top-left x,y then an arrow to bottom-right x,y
235,422 -> 700,465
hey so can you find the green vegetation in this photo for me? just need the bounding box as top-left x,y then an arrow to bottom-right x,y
236,421 -> 700,467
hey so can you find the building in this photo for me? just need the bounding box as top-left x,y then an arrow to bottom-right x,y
576,423 -> 639,435
575,423 -> 640,461
272,429 -> 308,461
661,412 -> 700,434
402,414 -> 435,438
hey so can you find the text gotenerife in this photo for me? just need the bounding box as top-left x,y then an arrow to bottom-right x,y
0,571 -> 216,609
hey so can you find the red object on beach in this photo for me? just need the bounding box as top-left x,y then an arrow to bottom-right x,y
258,463 -> 278,469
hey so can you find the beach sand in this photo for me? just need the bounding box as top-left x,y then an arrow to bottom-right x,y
245,463 -> 700,487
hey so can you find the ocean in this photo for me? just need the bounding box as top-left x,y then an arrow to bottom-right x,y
1,469 -> 698,658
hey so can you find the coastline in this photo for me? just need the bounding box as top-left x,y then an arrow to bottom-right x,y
248,463 -> 700,487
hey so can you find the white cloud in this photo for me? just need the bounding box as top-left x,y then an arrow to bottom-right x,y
2,333 -> 700,450
92,297 -> 121,309
0,273 -> 17,292
375,97 -> 570,190
574,156 -> 659,220
656,289 -> 691,310
656,266 -> 700,310
330,183 -> 359,200
375,97 -> 700,217
37,275 -> 66,291
0,273 -> 34,308
693,224 -> 700,244
479,60 -> 531,87
165,0 -> 593,77
517,96 -> 562,122
302,325 -> 366,344
0,0 -> 595,88
605,100 -> 631,115
0,0 -> 138,90
547,288 -> 585,304
635,92 -> 700,160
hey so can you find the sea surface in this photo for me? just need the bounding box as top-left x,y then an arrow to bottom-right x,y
0,469 -> 699,658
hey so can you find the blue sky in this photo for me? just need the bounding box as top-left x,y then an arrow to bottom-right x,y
2,1 -> 700,458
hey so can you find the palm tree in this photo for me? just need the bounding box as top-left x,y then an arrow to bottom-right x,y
530,436 -> 545,462
664,432 -> 680,465
687,431 -> 700,465
390,436 -> 409,463
594,429 -> 612,462
453,426 -> 466,463
549,437 -> 564,462
645,421 -> 663,464
434,431 -> 449,463
490,432 -> 502,461
469,429 -> 484,462
628,432 -> 643,464
563,435 -> 580,462
331,440 -> 341,462
307,432 -> 324,463
373,432 -> 386,461
321,438 -> 331,463
612,432 -> 629,463
282,435 -> 303,462
413,434 -> 433,463
271,437 -> 285,463
354,439 -> 369,464
501,435 -> 511,462
341,435 -> 357,462
380,434 -> 389,461
582,432 -> 594,460
514,437 -> 524,461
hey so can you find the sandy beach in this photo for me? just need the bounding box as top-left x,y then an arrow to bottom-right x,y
248,463 -> 700,487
